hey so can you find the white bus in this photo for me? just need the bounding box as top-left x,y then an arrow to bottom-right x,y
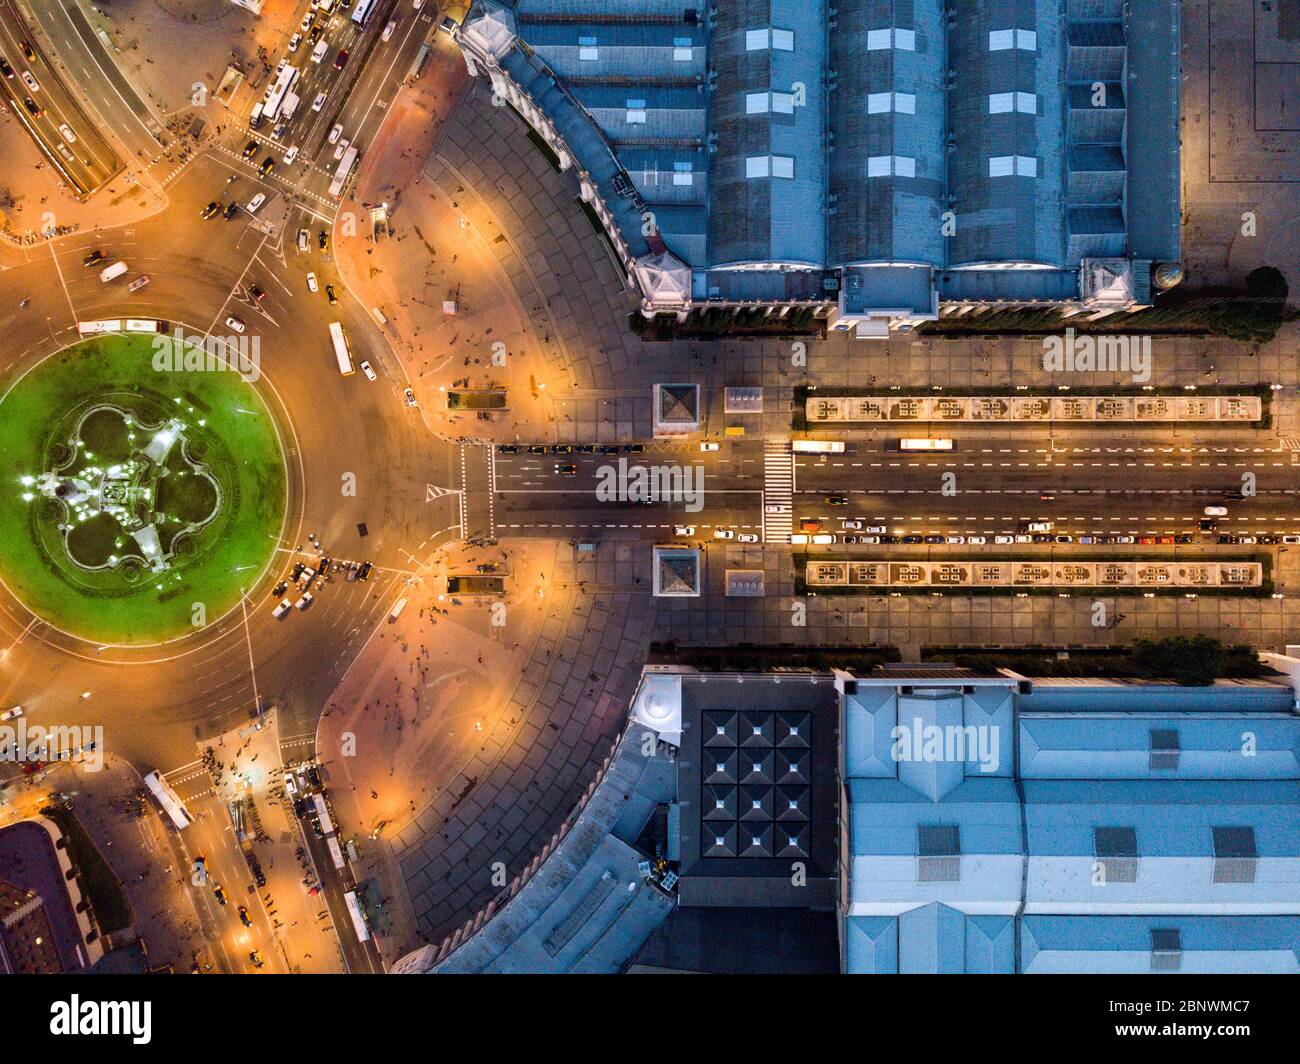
143,771 -> 194,831
351,0 -> 377,26
125,319 -> 163,333
326,835 -> 347,871
262,63 -> 299,123
312,791 -> 335,836
791,440 -> 845,454
77,320 -> 123,335
328,144 -> 358,198
344,890 -> 371,942
328,322 -> 354,375
897,437 -> 955,452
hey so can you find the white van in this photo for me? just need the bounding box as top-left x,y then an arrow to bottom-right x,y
99,261 -> 128,283
311,40 -> 328,64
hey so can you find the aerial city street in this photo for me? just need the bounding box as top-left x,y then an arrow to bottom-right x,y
0,0 -> 1297,1012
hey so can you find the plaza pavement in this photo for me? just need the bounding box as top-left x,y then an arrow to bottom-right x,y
325,39 -> 1300,954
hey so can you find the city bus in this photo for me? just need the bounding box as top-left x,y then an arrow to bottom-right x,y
351,0 -> 378,26
791,440 -> 845,454
143,770 -> 194,831
125,319 -> 163,333
77,319 -> 124,335
895,437 -> 955,452
262,63 -> 299,123
328,321 -> 354,375
343,890 -> 371,942
328,144 -> 358,197
312,791 -> 335,836
326,835 -> 347,871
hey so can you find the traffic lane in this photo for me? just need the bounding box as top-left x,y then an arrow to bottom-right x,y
789,489 -> 1300,530
299,2 -> 427,200
297,814 -> 381,974
21,0 -> 161,159
0,2 -> 119,189
177,790 -> 284,973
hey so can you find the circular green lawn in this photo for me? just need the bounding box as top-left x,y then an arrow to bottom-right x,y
0,333 -> 287,643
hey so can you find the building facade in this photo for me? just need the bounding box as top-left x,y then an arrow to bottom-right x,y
453,0 -> 1181,336
397,658 -> 1300,974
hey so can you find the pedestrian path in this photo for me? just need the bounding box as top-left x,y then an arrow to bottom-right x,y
763,441 -> 793,543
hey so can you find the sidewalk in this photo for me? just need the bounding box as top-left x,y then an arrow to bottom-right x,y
316,538 -> 560,963
332,52 -> 563,443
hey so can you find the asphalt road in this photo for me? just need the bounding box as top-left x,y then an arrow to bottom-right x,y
0,1 -> 121,195
490,433 -> 1300,541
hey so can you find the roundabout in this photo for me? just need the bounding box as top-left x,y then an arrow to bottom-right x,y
0,333 -> 287,644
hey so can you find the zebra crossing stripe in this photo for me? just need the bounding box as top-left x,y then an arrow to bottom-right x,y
764,441 -> 794,543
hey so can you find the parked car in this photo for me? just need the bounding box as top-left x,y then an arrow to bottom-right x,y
360,360 -> 376,381
714,529 -> 735,540
674,525 -> 695,536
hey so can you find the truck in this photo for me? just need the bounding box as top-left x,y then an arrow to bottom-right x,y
387,598 -> 408,622
280,91 -> 300,119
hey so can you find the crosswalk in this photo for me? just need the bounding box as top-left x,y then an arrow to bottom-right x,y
1280,437 -> 1300,452
763,441 -> 794,542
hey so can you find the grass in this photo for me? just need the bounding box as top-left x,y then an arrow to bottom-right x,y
0,335 -> 286,643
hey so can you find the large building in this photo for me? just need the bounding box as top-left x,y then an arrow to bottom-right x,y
396,659 -> 1300,974
454,0 -> 1181,336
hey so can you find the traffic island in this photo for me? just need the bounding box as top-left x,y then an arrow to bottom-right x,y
0,334 -> 287,644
